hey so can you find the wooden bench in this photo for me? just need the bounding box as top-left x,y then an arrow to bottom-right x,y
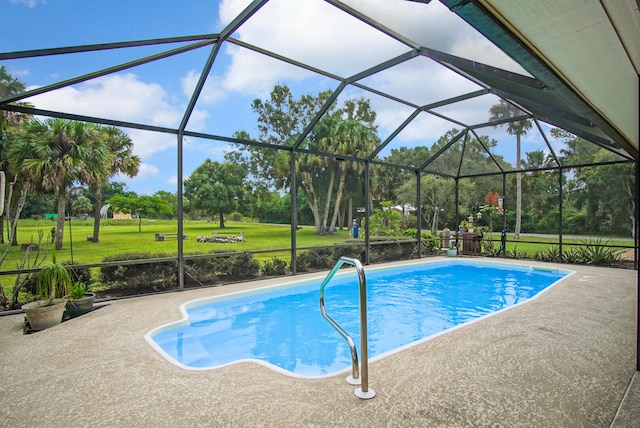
155,233 -> 188,241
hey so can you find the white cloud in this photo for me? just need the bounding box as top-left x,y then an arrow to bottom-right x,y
166,175 -> 178,186
216,0 -> 409,95
134,162 -> 159,179
181,69 -> 226,105
27,73 -> 181,126
11,0 -> 44,8
126,129 -> 176,159
184,137 -> 231,158
218,0 -> 253,26
26,73 -> 209,157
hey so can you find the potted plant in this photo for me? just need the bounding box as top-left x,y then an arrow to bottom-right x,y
65,282 -> 96,318
22,255 -> 73,331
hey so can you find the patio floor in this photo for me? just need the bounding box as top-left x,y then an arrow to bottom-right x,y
0,258 -> 637,427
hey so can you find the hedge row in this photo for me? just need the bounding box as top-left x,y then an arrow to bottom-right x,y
98,251 -> 259,296
88,240 -> 423,297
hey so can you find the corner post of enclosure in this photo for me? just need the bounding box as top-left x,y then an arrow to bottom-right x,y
416,170 -> 422,258
455,178 -> 459,247
177,131 -> 184,291
502,173 -> 507,231
558,167 -> 563,262
635,156 -> 639,372
635,157 -> 638,271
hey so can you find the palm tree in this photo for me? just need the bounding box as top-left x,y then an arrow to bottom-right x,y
0,66 -> 31,245
0,66 -> 25,97
325,119 -> 377,231
71,195 -> 93,216
84,126 -> 140,243
489,100 -> 532,239
9,119 -> 109,250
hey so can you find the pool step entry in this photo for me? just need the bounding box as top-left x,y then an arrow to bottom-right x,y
319,256 -> 376,400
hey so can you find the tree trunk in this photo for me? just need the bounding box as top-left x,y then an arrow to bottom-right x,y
623,179 -> 635,239
319,167 -> 335,234
339,198 -> 347,230
55,191 -> 66,250
431,208 -> 438,234
348,197 -> 353,233
91,189 -> 102,243
219,210 -> 225,228
4,180 -> 20,246
300,179 -> 323,234
10,213 -> 19,246
329,168 -> 346,231
514,134 -> 522,239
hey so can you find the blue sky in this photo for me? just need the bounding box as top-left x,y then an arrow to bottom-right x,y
2,0 -> 563,195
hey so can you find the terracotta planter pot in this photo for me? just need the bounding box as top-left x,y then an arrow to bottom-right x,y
65,292 -> 96,318
22,299 -> 67,331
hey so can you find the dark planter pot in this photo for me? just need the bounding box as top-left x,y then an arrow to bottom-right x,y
65,292 -> 96,318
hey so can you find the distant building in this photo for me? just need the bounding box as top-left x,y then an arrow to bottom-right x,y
390,204 -> 416,216
112,212 -> 133,220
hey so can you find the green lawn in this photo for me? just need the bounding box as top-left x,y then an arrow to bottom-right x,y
0,219 -> 352,295
2,219 -> 352,265
492,235 -> 632,256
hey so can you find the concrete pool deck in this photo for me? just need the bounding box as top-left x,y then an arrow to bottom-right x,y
0,258 -> 637,427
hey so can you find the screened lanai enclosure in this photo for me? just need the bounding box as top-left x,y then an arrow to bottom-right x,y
1,1 -> 638,305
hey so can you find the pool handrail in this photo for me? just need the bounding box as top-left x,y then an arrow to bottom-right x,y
319,256 -> 375,400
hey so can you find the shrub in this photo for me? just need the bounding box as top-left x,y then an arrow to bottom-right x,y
366,202 -> 402,236
294,251 -> 311,272
294,246 -> 363,272
482,240 -> 500,257
369,241 -> 415,263
61,261 -> 93,289
98,250 -> 260,294
262,257 -> 288,276
225,252 -> 260,280
561,247 -> 584,264
401,229 -> 438,255
504,247 -> 526,259
576,238 -> 621,266
333,243 -> 365,261
99,252 -> 177,295
183,255 -> 224,287
534,246 -> 560,262
370,243 -> 402,263
420,232 -> 439,255
228,212 -> 243,222
306,248 -> 335,270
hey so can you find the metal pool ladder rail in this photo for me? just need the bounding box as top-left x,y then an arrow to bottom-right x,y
319,256 -> 376,400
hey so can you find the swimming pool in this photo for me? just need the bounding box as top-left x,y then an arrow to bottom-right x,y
146,260 -> 572,377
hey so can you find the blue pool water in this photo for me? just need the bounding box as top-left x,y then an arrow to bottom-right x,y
147,260 -> 571,376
